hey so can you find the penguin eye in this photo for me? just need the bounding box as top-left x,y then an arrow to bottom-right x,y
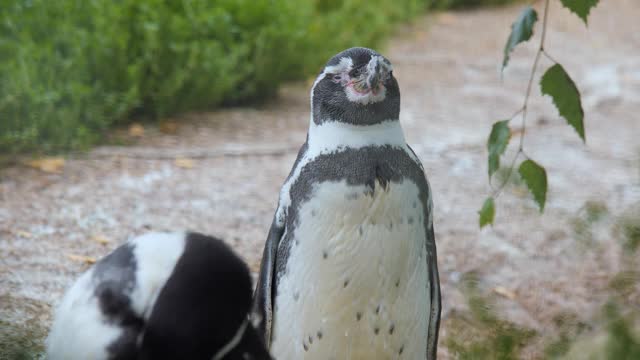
329,74 -> 342,83
349,68 -> 361,78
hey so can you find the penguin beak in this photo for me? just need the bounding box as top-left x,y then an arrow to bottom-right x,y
366,57 -> 389,93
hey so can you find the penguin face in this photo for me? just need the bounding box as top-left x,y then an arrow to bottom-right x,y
311,47 -> 400,125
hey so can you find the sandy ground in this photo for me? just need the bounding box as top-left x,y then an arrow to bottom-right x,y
1,0 -> 639,358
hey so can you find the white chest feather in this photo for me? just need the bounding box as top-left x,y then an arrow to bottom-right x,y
272,180 -> 430,360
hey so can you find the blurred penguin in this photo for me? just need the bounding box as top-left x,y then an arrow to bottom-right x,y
47,232 -> 271,360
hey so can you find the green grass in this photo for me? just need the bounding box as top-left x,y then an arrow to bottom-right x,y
615,206 -> 640,252
445,272 -> 536,359
571,200 -> 609,245
602,302 -> 640,359
544,312 -> 590,358
447,272 -> 640,360
0,320 -> 46,360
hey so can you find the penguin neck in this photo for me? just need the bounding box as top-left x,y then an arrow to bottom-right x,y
307,117 -> 406,154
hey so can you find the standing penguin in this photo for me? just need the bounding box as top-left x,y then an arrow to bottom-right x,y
253,47 -> 441,359
47,232 -> 271,360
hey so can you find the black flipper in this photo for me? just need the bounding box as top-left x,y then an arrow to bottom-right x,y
251,216 -> 285,348
409,144 -> 441,359
426,224 -> 441,359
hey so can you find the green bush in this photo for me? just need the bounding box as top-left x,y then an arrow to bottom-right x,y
1,0 -> 512,154
432,0 -> 517,8
1,0 -> 432,154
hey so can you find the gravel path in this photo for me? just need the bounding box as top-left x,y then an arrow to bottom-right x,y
1,0 -> 639,358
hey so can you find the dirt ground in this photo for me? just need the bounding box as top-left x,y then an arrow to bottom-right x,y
1,0 -> 639,358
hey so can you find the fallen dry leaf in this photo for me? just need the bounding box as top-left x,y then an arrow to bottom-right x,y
14,230 -> 33,238
174,157 -> 195,169
512,187 -> 529,198
249,260 -> 261,274
414,30 -> 428,41
26,157 -> 65,173
66,254 -> 97,265
91,234 -> 110,246
492,286 -> 517,300
128,123 -> 145,137
159,121 -> 179,134
437,13 -> 458,25
510,127 -> 524,137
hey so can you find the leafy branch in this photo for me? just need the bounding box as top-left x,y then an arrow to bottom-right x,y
479,0 -> 598,227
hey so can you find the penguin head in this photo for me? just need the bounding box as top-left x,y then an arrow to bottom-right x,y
311,47 -> 400,125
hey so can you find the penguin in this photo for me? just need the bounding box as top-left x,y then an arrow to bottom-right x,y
252,47 -> 441,359
47,232 -> 272,360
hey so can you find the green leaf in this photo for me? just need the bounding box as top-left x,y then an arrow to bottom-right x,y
518,159 -> 547,212
479,197 -> 495,228
502,6 -> 538,70
559,0 -> 599,25
540,64 -> 585,142
487,120 -> 511,178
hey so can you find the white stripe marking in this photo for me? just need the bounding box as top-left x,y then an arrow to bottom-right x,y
212,318 -> 249,360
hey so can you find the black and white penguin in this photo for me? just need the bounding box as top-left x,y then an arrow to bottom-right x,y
252,47 -> 441,359
47,232 -> 271,360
